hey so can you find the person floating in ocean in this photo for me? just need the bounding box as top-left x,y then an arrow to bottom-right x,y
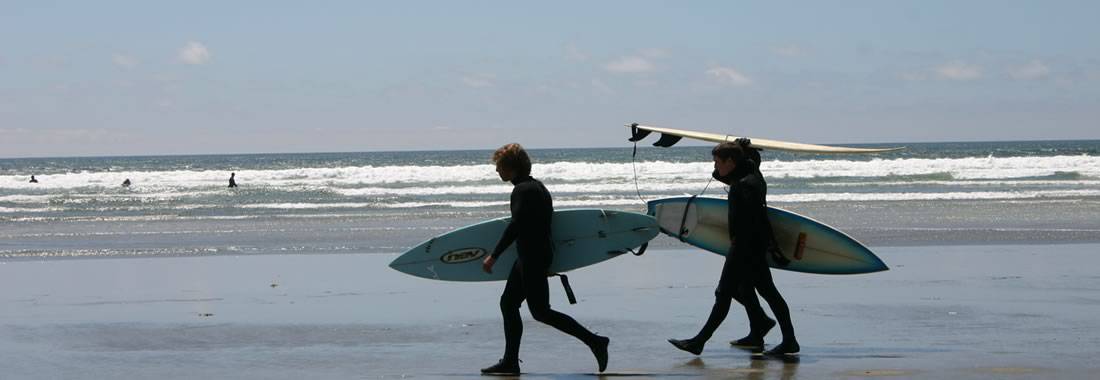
122,178 -> 131,187
29,175 -> 38,183
668,139 -> 800,357
228,172 -> 238,188
479,143 -> 610,375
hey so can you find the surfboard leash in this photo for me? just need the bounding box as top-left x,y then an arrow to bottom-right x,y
677,195 -> 698,242
630,140 -> 649,206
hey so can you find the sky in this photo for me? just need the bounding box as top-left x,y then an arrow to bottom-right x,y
2,0 -> 1099,158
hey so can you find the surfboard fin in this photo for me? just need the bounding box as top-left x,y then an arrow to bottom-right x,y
628,123 -> 652,142
653,133 -> 682,147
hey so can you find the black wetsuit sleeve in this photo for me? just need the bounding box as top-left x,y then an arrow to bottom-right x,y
491,184 -> 531,259
492,220 -> 519,259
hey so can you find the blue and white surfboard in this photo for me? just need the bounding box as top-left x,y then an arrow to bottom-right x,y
390,209 -> 659,281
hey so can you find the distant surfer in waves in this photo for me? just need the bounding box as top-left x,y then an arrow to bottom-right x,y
228,173 -> 238,188
480,143 -> 610,375
669,139 -> 800,356
29,175 -> 38,183
122,178 -> 131,187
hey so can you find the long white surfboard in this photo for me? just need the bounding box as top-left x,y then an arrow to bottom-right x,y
628,123 -> 904,154
649,196 -> 888,274
390,209 -> 659,282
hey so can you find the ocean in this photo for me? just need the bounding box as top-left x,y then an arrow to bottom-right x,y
3,140 -> 1099,260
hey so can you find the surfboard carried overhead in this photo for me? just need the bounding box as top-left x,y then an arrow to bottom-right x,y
627,123 -> 903,154
648,196 -> 888,275
390,209 -> 659,281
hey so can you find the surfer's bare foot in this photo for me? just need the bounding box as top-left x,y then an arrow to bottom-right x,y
763,340 -> 800,356
668,338 -> 703,355
731,318 -> 775,348
589,335 -> 609,372
730,335 -> 764,350
480,358 -> 520,375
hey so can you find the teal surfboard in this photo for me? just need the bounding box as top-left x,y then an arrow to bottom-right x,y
390,209 -> 660,281
648,196 -> 887,274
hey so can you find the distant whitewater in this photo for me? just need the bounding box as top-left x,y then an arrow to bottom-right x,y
3,141 -> 1099,259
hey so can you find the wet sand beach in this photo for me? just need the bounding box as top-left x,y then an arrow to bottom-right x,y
2,244 -> 1099,379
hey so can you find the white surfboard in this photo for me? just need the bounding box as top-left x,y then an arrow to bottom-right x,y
628,123 -> 904,154
649,196 -> 888,274
390,209 -> 659,282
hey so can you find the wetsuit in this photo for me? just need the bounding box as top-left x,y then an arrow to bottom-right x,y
492,175 -> 600,362
695,159 -> 796,343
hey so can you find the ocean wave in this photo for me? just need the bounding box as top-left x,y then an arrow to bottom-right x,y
810,179 -> 1100,188
766,156 -> 1100,180
2,155 -> 1096,192
769,189 -> 1100,202
236,198 -> 647,210
330,181 -> 715,197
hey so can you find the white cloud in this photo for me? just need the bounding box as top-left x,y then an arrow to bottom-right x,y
639,48 -> 667,58
178,41 -> 211,65
706,66 -> 752,86
771,45 -> 804,57
604,56 -> 654,74
899,71 -> 928,82
590,78 -> 614,94
1089,68 -> 1100,81
935,61 -> 982,80
565,43 -> 588,62
1009,60 -> 1050,80
112,54 -> 139,69
461,74 -> 495,88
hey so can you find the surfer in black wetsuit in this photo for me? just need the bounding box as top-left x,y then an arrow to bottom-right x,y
668,139 -> 800,356
228,173 -> 238,188
29,175 -> 38,183
480,143 -> 610,375
122,178 -> 131,187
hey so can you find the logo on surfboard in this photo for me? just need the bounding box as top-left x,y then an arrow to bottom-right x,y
440,248 -> 486,264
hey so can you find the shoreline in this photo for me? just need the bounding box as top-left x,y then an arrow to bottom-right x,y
5,238 -> 1100,263
3,244 -> 1099,378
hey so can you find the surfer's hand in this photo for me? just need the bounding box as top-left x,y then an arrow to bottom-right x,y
482,255 -> 497,273
735,137 -> 752,147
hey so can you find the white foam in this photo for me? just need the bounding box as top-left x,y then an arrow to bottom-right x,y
235,198 -> 647,210
238,202 -> 381,210
763,155 -> 1100,180
769,189 -> 1100,202
330,181 -> 715,197
0,194 -> 54,203
811,180 -> 1100,187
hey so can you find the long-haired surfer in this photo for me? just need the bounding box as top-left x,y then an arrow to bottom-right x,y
479,143 -> 610,375
668,139 -> 800,356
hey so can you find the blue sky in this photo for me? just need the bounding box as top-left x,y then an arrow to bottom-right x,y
2,1 -> 1098,157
